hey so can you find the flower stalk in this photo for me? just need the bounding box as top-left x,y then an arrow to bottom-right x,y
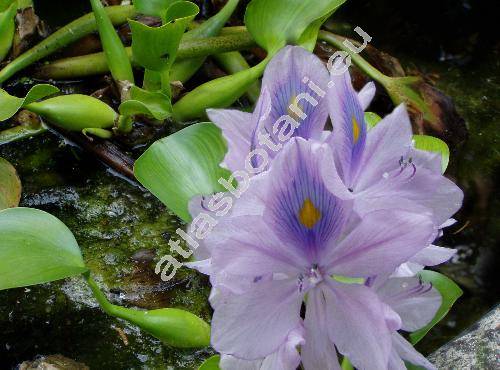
173,54 -> 271,122
34,30 -> 256,80
89,0 -> 134,101
0,5 -> 136,84
212,51 -> 261,104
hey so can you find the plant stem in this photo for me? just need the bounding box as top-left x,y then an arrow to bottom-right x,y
173,54 -> 271,121
35,30 -> 256,80
212,51 -> 261,103
0,123 -> 47,145
83,272 -> 119,316
0,5 -> 136,84
89,0 -> 134,94
318,30 -> 391,85
170,0 -> 240,83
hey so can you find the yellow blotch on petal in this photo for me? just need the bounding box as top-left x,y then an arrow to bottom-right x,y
352,115 -> 360,143
298,198 -> 321,229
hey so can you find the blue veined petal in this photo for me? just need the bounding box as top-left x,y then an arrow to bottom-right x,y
264,138 -> 350,262
327,63 -> 368,188
250,46 -> 329,169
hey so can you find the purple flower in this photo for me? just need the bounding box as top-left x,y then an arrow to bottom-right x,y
372,275 -> 442,369
201,138 -> 437,369
207,45 -> 463,228
325,61 -> 463,227
207,46 -> 373,173
185,45 -> 464,369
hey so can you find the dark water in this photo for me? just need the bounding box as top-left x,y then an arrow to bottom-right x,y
0,0 -> 499,368
336,0 -> 500,354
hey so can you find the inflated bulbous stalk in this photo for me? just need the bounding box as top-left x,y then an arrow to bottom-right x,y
85,274 -> 210,348
108,306 -> 211,348
172,55 -> 271,121
25,94 -> 117,131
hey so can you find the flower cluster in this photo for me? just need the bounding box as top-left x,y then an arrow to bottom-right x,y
188,46 -> 463,370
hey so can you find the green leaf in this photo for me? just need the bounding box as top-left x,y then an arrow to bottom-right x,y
0,0 -> 16,12
133,0 -> 179,18
134,122 -> 231,222
410,270 -> 462,344
0,207 -> 88,290
0,157 -> 21,210
130,2 -> 199,72
364,111 -> 382,128
297,13 -> 333,52
119,86 -> 172,120
244,0 -> 347,54
0,1 -> 16,62
413,135 -> 450,174
198,355 -> 221,370
0,84 -> 60,122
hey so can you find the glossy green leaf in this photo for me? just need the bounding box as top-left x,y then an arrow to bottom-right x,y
0,0 -> 16,11
130,2 -> 199,72
0,207 -> 88,290
0,157 -> 21,210
413,135 -> 450,174
119,86 -> 172,120
244,0 -> 347,54
198,355 -> 221,370
297,14 -> 332,52
365,111 -> 382,128
0,84 -> 60,122
134,122 -> 231,222
0,1 -> 16,62
410,270 -> 462,344
133,0 -> 178,18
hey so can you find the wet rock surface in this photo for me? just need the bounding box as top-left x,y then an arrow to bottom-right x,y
19,354 -> 89,370
0,136 -> 212,369
428,306 -> 500,369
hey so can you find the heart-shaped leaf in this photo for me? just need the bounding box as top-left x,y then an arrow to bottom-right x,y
0,84 -> 60,122
0,207 -> 88,290
413,135 -> 450,174
244,0 -> 347,54
119,86 -> 172,120
134,122 -> 231,222
130,2 -> 199,72
0,157 -> 21,210
198,355 -> 221,370
410,270 -> 462,344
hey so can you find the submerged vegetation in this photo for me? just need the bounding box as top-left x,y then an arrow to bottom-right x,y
0,0 -> 498,369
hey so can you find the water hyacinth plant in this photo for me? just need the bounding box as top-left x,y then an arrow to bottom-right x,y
136,47 -> 464,369
0,0 -> 474,368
